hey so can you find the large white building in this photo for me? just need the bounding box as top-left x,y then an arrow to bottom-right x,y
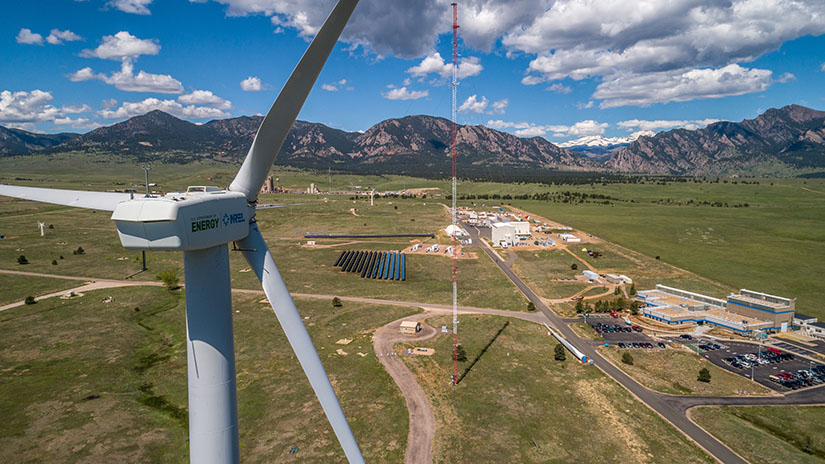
491,222 -> 515,246
510,221 -> 530,236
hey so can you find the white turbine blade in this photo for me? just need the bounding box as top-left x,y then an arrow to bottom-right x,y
238,223 -> 365,464
229,0 -> 359,201
0,184 -> 132,211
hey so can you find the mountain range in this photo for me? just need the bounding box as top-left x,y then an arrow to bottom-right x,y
2,104 -> 824,177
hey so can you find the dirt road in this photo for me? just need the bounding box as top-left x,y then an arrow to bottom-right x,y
373,315 -> 438,464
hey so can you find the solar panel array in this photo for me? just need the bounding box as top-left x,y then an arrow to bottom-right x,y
333,250 -> 406,281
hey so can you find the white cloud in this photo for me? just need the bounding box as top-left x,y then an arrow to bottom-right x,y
491,99 -> 508,114
191,0 -> 825,85
46,29 -> 82,45
80,31 -> 160,60
501,0 -> 825,106
177,90 -> 232,109
777,72 -> 796,83
594,64 -> 773,108
407,52 -> 482,79
547,83 -> 571,94
61,104 -> 93,114
321,79 -> 348,92
382,87 -> 428,100
617,118 -> 720,132
459,94 -> 488,113
194,0 -> 448,58
108,0 -> 153,15
68,61 -> 184,94
564,120 -> 608,137
821,63 -> 825,72
0,90 -> 93,129
54,117 -> 101,130
240,76 -> 262,91
458,95 -> 508,115
486,118 -> 607,138
486,119 -> 551,137
102,98 -> 118,109
0,90 -> 60,123
16,28 -> 43,45
99,97 -> 231,119
68,67 -> 98,82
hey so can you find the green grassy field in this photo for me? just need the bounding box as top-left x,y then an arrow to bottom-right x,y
598,346 -> 773,396
0,274 -> 80,306
690,405 -> 825,464
399,314 -> 714,463
0,285 -> 417,463
0,192 -> 527,311
510,178 -> 825,318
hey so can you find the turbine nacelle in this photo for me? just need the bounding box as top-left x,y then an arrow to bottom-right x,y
111,187 -> 251,250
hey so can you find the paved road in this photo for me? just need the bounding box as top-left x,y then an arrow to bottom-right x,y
463,225 -> 753,464
8,266 -> 825,463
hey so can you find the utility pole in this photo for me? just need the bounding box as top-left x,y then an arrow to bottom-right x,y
143,166 -> 151,197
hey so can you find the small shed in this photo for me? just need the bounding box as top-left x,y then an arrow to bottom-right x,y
400,320 -> 421,334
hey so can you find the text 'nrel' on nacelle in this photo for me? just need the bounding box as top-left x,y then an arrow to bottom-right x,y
110,186 -> 251,251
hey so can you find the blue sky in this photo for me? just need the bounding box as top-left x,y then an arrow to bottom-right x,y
2,0 -> 824,145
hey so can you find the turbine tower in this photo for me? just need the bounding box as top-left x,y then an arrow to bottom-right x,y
0,1 -> 364,463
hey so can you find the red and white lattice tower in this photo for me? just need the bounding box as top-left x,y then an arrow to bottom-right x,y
451,1 -> 460,386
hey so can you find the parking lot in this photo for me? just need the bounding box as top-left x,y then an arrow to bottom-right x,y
589,320 -> 655,344
666,338 -> 825,392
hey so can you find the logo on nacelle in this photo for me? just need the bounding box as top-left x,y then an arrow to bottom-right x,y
222,212 -> 245,226
192,212 -> 244,233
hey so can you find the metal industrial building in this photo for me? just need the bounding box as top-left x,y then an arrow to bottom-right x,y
636,285 -> 796,334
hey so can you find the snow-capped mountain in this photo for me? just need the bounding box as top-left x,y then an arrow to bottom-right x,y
557,132 -> 655,148
557,132 -> 655,159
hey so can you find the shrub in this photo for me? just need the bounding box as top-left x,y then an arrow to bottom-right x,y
698,367 -> 711,383
48,224 -> 54,229
332,296 -> 343,308
575,300 -> 584,313
554,343 -> 566,361
17,255 -> 29,265
52,260 -> 57,265
570,263 -> 578,270
629,284 -> 637,296
622,352 -> 634,365
157,270 -> 179,290
630,301 -> 640,316
59,255 -> 64,260
455,344 -> 467,362
526,301 -> 536,312
24,296 -> 36,305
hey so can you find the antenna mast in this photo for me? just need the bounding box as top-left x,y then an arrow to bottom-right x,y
451,1 -> 459,386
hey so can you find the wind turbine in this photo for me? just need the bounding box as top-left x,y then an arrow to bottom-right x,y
0,1 -> 364,463
369,188 -> 375,206
37,220 -> 46,236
